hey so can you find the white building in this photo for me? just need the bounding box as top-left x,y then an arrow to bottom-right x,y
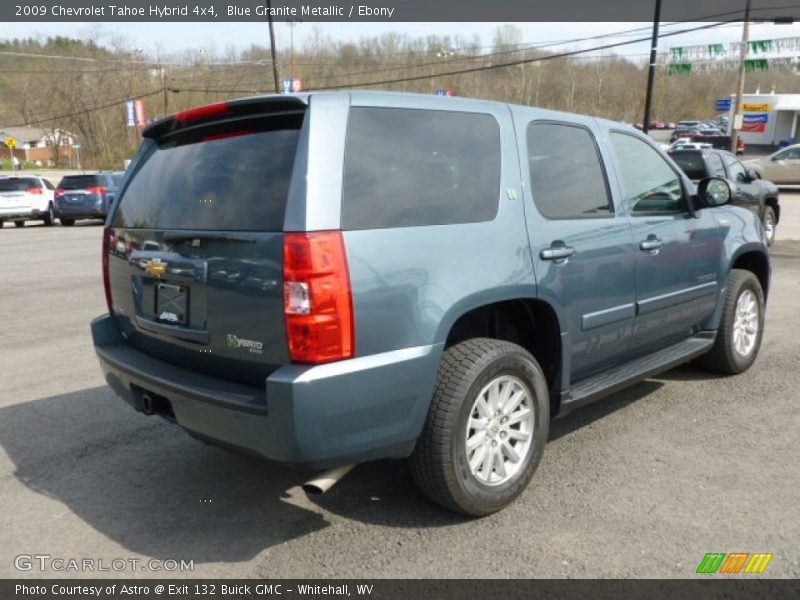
727,93 -> 800,146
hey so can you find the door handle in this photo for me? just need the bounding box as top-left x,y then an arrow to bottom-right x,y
540,244 -> 576,261
639,236 -> 664,252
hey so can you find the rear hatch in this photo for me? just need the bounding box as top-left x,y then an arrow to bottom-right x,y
0,177 -> 39,212
106,97 -> 308,385
56,174 -> 106,212
669,150 -> 708,182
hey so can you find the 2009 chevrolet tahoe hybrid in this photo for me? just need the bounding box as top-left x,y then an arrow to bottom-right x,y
92,91 -> 769,515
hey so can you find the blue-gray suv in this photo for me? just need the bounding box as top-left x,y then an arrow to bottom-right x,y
92,92 -> 770,515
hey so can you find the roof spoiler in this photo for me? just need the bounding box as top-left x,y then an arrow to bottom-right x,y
142,94 -> 309,140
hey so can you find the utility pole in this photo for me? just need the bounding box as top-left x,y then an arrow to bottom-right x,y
288,20 -> 299,81
731,0 -> 752,153
642,0 -> 662,134
265,0 -> 280,93
161,66 -> 169,115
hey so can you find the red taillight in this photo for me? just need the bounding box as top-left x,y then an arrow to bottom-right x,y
174,102 -> 230,123
202,129 -> 253,142
86,186 -> 107,195
283,231 -> 354,364
102,227 -> 114,315
55,188 -> 64,197
26,187 -> 43,194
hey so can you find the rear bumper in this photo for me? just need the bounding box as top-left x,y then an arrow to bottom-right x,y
92,315 -> 440,469
0,207 -> 46,220
55,205 -> 106,218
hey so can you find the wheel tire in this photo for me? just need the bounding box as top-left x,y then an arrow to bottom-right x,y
60,218 -> 75,226
43,204 -> 55,226
699,269 -> 765,375
409,338 -> 550,516
14,220 -> 25,228
762,205 -> 776,247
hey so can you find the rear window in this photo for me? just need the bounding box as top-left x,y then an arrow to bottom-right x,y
0,178 -> 39,191
59,175 -> 102,190
113,117 -> 303,231
342,107 -> 501,229
670,152 -> 708,180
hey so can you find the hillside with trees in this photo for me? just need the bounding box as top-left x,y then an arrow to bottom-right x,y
1,25 -> 798,169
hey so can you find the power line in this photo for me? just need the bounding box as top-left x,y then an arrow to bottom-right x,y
4,88 -> 163,128
310,21 -> 737,90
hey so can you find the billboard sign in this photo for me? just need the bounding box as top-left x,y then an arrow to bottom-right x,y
715,98 -> 731,112
742,103 -> 771,112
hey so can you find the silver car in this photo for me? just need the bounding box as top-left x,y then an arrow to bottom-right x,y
745,144 -> 800,184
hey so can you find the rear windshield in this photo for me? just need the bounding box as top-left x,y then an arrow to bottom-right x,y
0,178 -> 39,191
113,118 -> 302,231
59,175 -> 102,190
670,152 -> 708,180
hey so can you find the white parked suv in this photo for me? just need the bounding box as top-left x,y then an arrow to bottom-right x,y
0,175 -> 58,227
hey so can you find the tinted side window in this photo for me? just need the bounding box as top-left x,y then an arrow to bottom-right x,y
342,107 -> 501,229
526,122 -> 612,219
724,155 -> 747,183
707,154 -> 726,177
610,132 -> 687,214
773,148 -> 800,160
43,179 -> 55,190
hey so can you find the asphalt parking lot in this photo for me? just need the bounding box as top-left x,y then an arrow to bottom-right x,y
1,194 -> 799,579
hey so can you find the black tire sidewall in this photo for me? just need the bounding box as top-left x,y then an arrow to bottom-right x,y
449,349 -> 549,515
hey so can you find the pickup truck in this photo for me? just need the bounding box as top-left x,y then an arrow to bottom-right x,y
670,148 -> 780,245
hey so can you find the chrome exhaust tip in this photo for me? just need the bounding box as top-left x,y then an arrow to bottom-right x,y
302,464 -> 355,495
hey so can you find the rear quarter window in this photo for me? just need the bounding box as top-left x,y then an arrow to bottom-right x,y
342,107 -> 501,229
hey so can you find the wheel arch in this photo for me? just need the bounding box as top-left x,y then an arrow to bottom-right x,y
441,297 -> 563,412
764,196 -> 780,223
730,247 -> 770,301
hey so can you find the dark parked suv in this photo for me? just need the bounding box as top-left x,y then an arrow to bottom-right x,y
670,148 -> 780,246
54,173 -> 120,225
92,92 -> 770,515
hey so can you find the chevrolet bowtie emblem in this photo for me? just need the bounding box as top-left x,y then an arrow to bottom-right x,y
144,258 -> 168,277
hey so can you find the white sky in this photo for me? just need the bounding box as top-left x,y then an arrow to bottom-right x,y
6,21 -> 800,61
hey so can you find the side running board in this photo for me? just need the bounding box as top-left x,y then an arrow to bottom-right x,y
558,332 -> 716,416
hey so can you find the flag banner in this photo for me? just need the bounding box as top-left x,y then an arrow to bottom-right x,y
125,100 -> 135,127
134,100 -> 146,127
742,113 -> 769,133
744,59 -> 770,72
